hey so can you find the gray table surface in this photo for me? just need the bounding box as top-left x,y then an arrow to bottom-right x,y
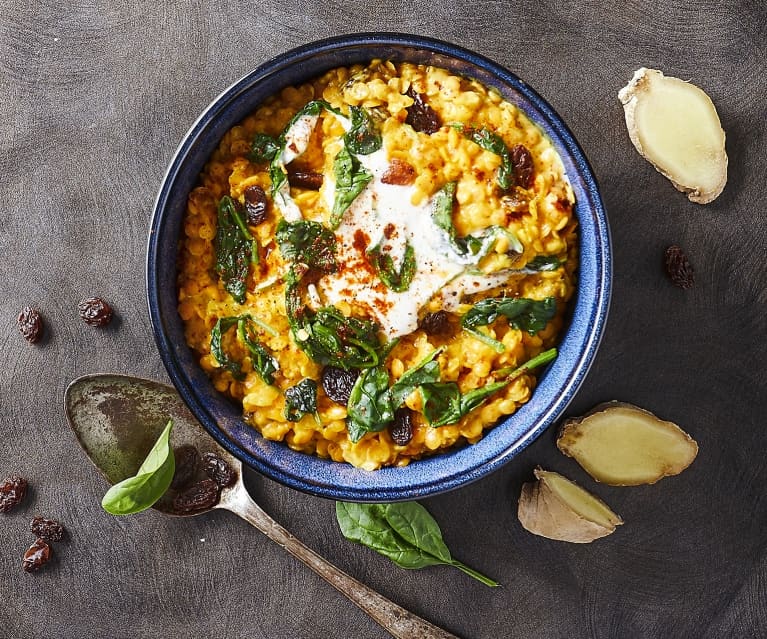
2,1 -> 765,637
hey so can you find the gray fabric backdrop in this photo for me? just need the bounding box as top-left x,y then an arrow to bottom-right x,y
1,1 -> 765,637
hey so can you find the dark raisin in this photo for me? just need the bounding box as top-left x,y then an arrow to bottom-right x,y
22,538 -> 52,573
381,159 -> 416,186
510,144 -> 534,189
78,297 -> 113,327
418,311 -> 451,336
664,245 -> 695,289
202,452 -> 236,488
30,516 -> 65,543
170,445 -> 200,490
389,408 -> 413,446
17,307 -> 43,344
287,169 -> 323,190
321,366 -> 359,405
173,479 -> 219,514
0,475 -> 28,513
405,88 -> 441,134
244,185 -> 268,225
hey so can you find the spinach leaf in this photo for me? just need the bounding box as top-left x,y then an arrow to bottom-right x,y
461,296 -> 556,335
432,181 -> 458,241
330,145 -> 373,228
275,219 -> 337,274
346,366 -> 394,442
101,421 -> 175,516
335,501 -> 499,586
420,379 -> 510,427
248,133 -> 280,163
211,315 -> 279,384
463,326 -> 506,353
368,240 -> 416,292
494,347 -> 557,379
389,346 -> 444,406
524,255 -> 565,271
344,106 -> 382,155
214,196 -> 258,303
461,126 -> 514,190
284,378 -> 319,422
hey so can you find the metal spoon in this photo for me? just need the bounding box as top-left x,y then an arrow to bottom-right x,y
64,374 -> 459,639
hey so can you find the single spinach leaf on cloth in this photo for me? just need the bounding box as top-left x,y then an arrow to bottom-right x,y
460,126 -> 514,190
368,240 -> 416,292
389,346 -> 444,407
101,421 -> 175,515
335,501 -> 499,586
330,145 -> 373,228
420,379 -> 510,427
248,133 -> 279,163
344,106 -> 382,155
524,255 -> 565,271
284,378 -> 319,422
461,296 -> 557,335
346,366 -> 394,442
275,219 -> 337,274
211,315 -> 279,384
214,196 -> 258,303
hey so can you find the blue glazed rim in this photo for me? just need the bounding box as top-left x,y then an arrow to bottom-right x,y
147,33 -> 611,502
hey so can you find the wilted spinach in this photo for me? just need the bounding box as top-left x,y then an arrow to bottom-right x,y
275,219 -> 337,274
524,255 -> 565,271
368,241 -> 416,292
389,346 -> 444,406
330,145 -> 373,228
211,315 -> 279,384
284,378 -> 319,422
335,501 -> 499,587
346,366 -> 394,442
344,106 -> 382,155
461,296 -> 556,335
495,347 -> 558,379
248,133 -> 280,163
214,196 -> 259,303
101,421 -> 175,516
459,126 -> 514,190
419,379 -> 511,427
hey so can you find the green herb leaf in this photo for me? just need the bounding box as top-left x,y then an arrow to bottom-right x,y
389,346 -> 444,406
463,326 -> 506,353
344,106 -> 382,155
524,255 -> 565,271
461,126 -> 514,190
461,296 -> 556,335
211,315 -> 279,384
494,347 -> 558,379
275,219 -> 337,274
248,133 -> 280,163
214,196 -> 257,303
330,145 -> 373,228
335,501 -> 499,586
346,366 -> 394,442
284,378 -> 319,422
101,421 -> 175,516
420,379 -> 510,427
368,240 -> 416,292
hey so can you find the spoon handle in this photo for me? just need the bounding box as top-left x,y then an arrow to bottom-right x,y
224,490 -> 460,639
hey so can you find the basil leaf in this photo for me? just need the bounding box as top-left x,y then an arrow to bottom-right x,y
214,196 -> 257,303
389,346 -> 444,406
420,379 -> 510,427
524,255 -> 565,271
101,421 -> 175,515
284,378 -> 319,422
335,501 -> 499,586
330,145 -> 373,228
248,133 -> 279,163
344,106 -> 382,155
275,219 -> 337,274
369,240 -> 416,292
347,366 -> 394,442
461,296 -> 556,335
461,126 -> 514,190
211,315 -> 279,384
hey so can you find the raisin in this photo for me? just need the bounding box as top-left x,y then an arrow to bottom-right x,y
405,88 -> 441,135
22,538 -> 52,573
381,159 -> 416,186
418,311 -> 450,336
244,185 -> 268,225
664,245 -> 695,289
30,516 -> 65,543
173,479 -> 219,514
510,144 -> 534,189
389,408 -> 413,446
287,169 -> 323,190
202,452 -> 236,488
17,307 -> 43,344
78,297 -> 113,327
321,366 -> 359,405
170,445 -> 200,490
0,475 -> 28,513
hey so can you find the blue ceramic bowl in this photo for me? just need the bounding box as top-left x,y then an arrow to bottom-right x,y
147,33 -> 611,502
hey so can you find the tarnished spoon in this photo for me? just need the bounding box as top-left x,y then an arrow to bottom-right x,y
64,374 -> 458,639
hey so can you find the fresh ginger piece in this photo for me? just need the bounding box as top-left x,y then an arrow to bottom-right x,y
618,68 -> 727,204
557,401 -> 698,486
518,468 -> 623,543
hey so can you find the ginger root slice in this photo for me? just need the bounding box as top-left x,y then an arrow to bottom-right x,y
557,401 -> 698,486
618,67 -> 727,204
517,468 -> 623,543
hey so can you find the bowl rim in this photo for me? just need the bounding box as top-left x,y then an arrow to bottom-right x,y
147,32 -> 611,502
